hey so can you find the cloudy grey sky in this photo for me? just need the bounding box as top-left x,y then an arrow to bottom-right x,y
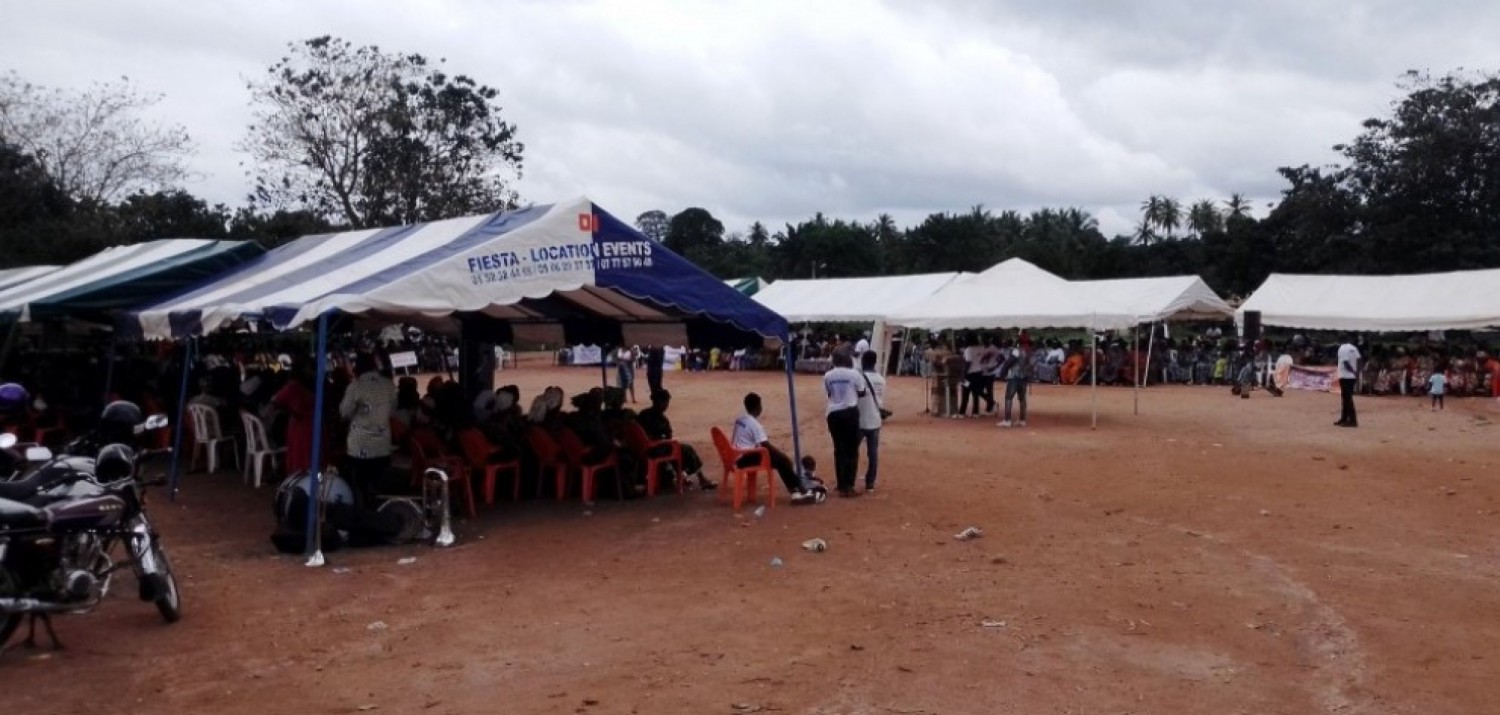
4,0 -> 1498,236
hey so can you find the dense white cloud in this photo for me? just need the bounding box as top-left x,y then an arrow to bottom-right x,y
3,0 -> 1498,236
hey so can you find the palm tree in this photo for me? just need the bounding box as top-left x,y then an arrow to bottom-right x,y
1187,199 -> 1223,236
1134,217 -> 1154,245
1158,197 -> 1182,239
1224,193 -> 1251,219
1138,195 -> 1163,244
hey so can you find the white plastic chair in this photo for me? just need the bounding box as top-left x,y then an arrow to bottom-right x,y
187,403 -> 240,474
239,411 -> 285,488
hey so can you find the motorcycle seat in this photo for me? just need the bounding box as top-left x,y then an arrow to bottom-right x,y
0,469 -> 56,502
0,497 -> 49,529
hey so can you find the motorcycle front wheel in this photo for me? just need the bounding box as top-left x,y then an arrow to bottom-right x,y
148,544 -> 181,623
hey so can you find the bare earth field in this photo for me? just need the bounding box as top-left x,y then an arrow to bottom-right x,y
4,359 -> 1499,715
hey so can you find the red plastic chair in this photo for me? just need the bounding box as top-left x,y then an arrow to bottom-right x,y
709,426 -> 774,512
621,421 -> 682,497
524,427 -> 569,500
389,418 -> 410,451
556,427 -> 622,505
457,428 -> 522,506
410,428 -> 476,518
33,422 -> 68,448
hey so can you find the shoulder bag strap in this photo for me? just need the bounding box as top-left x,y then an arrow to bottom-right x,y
861,371 -> 883,410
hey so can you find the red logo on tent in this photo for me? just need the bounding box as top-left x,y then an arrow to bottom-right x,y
578,213 -> 596,232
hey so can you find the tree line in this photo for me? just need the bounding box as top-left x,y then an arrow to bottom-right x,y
643,69 -> 1500,298
4,42 -> 1499,302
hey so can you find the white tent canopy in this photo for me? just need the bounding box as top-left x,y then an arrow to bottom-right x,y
1239,269 -> 1500,332
753,272 -> 962,323
1079,275 -> 1234,323
886,259 -> 1138,331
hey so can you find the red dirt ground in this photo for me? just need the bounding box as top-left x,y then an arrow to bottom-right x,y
4,358 -> 1498,714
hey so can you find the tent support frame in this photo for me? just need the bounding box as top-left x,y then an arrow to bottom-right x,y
167,337 -> 195,501
305,312 -> 331,566
783,342 -> 804,484
1091,331 -> 1098,430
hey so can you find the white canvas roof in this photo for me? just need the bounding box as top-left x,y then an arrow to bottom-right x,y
887,258 -> 1138,331
1079,275 -> 1233,323
753,272 -> 962,323
1238,270 -> 1500,332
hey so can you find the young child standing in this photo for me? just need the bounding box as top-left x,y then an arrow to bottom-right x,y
1429,367 -> 1448,411
796,455 -> 828,504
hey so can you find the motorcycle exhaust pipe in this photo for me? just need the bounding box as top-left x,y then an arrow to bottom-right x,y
0,595 -> 103,615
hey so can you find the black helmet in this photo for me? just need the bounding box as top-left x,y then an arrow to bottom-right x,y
100,400 -> 144,427
99,401 -> 144,445
95,443 -> 137,482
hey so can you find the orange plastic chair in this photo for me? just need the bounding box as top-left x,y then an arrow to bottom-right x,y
621,421 -> 682,497
524,427 -> 569,500
410,429 -> 477,518
457,428 -> 522,506
556,427 -> 622,505
709,426 -> 774,512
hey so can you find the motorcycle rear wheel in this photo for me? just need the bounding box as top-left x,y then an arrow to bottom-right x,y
148,544 -> 181,623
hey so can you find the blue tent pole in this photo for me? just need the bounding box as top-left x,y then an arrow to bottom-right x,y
783,342 -> 803,479
167,337 -> 195,501
304,313 -> 331,561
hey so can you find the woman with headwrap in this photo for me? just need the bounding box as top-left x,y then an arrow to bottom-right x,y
566,389 -> 636,495
483,386 -> 524,456
527,386 -> 566,434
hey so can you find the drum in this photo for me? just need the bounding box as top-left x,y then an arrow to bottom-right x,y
273,470 -> 355,522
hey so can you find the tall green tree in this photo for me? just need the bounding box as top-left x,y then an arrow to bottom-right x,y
241,36 -> 524,228
0,72 -> 194,204
1138,195 -> 1162,244
1224,193 -> 1251,219
899,206 -> 1005,273
1187,199 -> 1223,236
228,207 -> 337,250
0,142 -> 79,267
663,207 -> 725,256
1335,69 -> 1500,271
1157,197 -> 1182,238
634,210 -> 669,242
773,213 -> 879,278
111,190 -> 230,244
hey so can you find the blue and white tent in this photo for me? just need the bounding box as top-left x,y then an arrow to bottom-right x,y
0,265 -> 61,293
0,239 -> 262,324
132,199 -> 800,552
129,197 -> 787,340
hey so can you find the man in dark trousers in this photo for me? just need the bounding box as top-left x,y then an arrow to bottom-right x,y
646,346 -> 666,396
1336,336 -> 1361,427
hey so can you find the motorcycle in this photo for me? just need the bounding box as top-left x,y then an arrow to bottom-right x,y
0,414 -> 181,649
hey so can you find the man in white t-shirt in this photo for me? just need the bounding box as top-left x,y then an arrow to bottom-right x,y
854,332 -> 871,359
732,392 -> 808,499
1336,336 -> 1361,428
823,350 -> 867,497
855,350 -> 887,493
